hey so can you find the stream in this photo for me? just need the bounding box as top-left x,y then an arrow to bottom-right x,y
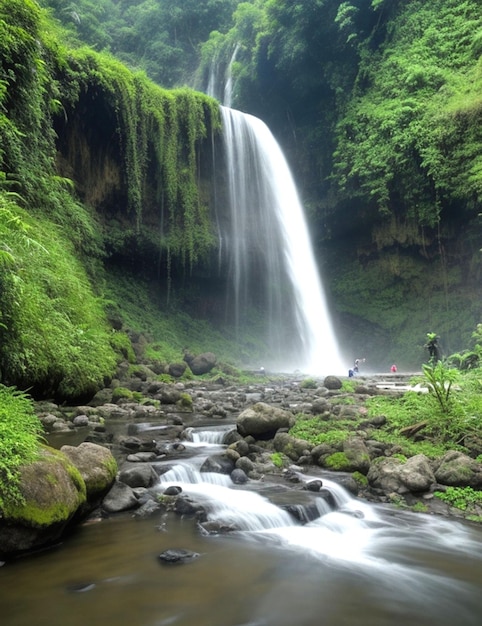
1,416 -> 482,626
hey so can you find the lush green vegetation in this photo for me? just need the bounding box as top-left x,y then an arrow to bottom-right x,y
290,361 -> 482,460
0,0 -> 224,399
0,195 -> 117,399
38,0 -> 242,88
0,385 -> 43,509
2,0 -> 482,501
435,486 -> 482,519
196,0 -> 482,366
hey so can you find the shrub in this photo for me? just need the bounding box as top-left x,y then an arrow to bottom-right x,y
0,385 -> 43,508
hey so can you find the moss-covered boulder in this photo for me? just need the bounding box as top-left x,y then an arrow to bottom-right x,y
60,442 -> 117,505
273,432 -> 313,461
0,446 -> 86,559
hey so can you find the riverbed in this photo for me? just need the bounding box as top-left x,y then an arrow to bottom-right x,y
1,411 -> 482,626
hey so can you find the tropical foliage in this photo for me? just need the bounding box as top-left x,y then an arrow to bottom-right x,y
0,385 -> 43,508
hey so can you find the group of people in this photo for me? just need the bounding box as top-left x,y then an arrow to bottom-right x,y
348,357 -> 365,377
348,358 -> 398,377
346,333 -> 441,378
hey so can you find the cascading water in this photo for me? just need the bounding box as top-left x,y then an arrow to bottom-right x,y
209,56 -> 345,373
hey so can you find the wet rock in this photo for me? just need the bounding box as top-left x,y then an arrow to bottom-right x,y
198,521 -> 237,534
200,453 -> 235,475
133,499 -> 162,518
118,464 -> 159,488
66,582 -> 96,593
164,486 -> 182,496
231,468 -> 249,484
303,479 -> 323,492
102,481 -> 138,513
174,496 -> 204,517
158,549 -> 200,564
126,452 -> 158,463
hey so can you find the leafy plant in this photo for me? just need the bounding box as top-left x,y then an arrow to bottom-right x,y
421,361 -> 460,413
434,486 -> 482,511
0,385 -> 43,509
270,452 -> 285,468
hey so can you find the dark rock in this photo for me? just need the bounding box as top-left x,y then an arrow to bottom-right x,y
200,453 -> 235,475
164,486 -> 182,496
102,481 -> 139,513
323,376 -> 343,390
303,479 -> 323,492
168,362 -> 187,378
158,549 -> 200,564
174,496 -> 204,517
118,464 -> 159,488
231,468 -> 249,484
184,351 -> 217,375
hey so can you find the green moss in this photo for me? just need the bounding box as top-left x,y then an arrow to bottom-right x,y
324,452 -> 351,471
112,387 -> 134,402
300,378 -> 318,389
102,456 -> 118,480
109,331 -> 136,363
352,471 -> 368,487
270,452 -> 285,468
289,415 -> 350,447
3,447 -> 86,526
411,502 -> 429,513
176,393 -> 193,410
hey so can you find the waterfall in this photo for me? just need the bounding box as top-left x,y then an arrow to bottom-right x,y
215,107 -> 345,373
206,46 -> 345,373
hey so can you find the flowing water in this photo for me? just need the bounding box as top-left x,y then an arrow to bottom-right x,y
2,420 -> 482,626
208,48 -> 345,374
217,108 -> 345,375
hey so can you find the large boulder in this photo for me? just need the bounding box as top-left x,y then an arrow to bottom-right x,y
342,437 -> 371,474
237,402 -> 294,439
184,351 -> 217,375
367,454 -> 435,494
61,442 -> 117,504
0,446 -> 86,559
434,451 -> 482,488
323,375 -> 343,390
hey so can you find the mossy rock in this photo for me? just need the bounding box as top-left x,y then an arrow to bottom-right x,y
60,442 -> 117,502
0,446 -> 87,558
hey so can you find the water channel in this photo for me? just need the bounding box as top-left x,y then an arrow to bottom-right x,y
1,413 -> 481,626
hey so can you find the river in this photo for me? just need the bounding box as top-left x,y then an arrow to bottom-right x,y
1,416 -> 482,626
